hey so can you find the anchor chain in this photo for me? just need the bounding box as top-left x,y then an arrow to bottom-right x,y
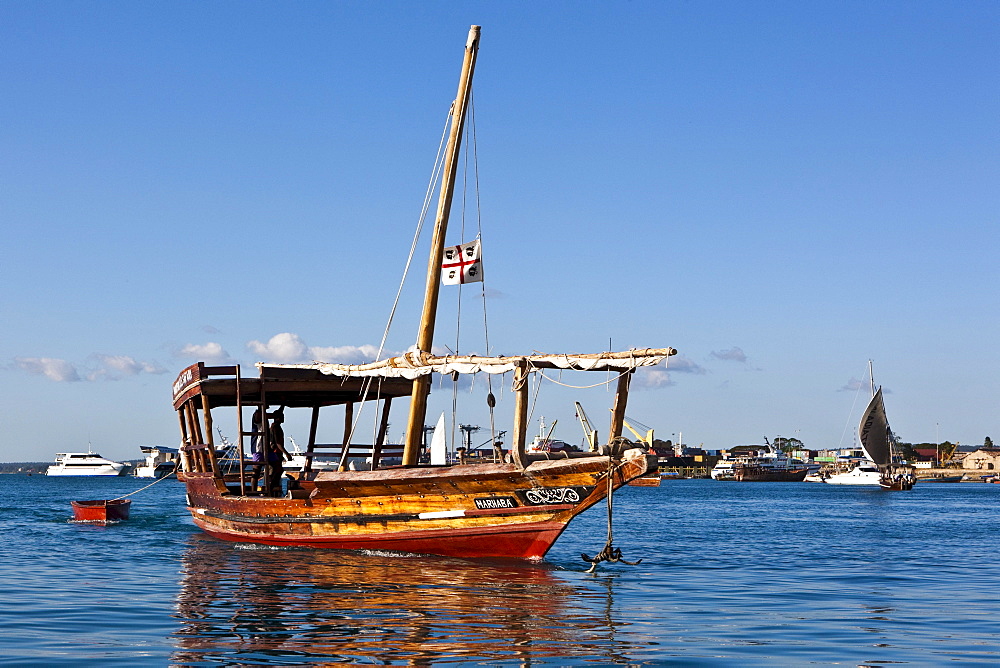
581,437 -> 642,573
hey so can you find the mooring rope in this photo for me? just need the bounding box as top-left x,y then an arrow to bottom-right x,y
339,109 -> 454,455
111,470 -> 176,501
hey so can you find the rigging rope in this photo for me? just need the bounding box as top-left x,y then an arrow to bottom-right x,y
837,364 -> 868,450
525,370 -> 544,430
532,367 -> 631,390
445,86 -> 496,458
468,91 -> 498,454
341,110 -> 453,458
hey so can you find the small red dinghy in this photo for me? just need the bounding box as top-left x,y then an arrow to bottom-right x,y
71,499 -> 131,522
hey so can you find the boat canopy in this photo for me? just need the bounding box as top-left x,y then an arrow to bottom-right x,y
267,348 -> 676,380
172,348 -> 675,411
171,363 -> 415,410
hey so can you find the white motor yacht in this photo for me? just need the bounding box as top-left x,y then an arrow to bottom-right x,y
46,451 -> 127,476
282,437 -> 339,472
823,462 -> 882,485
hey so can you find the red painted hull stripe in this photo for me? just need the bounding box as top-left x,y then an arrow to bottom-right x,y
193,516 -> 568,559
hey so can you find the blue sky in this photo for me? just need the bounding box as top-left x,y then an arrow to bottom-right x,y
2,1 -> 998,463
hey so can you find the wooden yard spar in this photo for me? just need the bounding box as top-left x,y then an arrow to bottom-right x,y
170,26 -> 677,560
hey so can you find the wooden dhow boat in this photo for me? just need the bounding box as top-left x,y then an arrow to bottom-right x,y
171,26 -> 675,560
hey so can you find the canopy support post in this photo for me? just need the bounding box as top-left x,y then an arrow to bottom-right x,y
511,360 -> 530,469
305,405 -> 320,473
608,370 -> 633,446
338,402 -> 355,471
372,396 -> 393,470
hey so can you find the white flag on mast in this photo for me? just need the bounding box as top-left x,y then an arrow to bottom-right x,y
442,240 -> 483,285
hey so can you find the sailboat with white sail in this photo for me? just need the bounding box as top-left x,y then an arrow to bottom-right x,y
825,362 -> 915,489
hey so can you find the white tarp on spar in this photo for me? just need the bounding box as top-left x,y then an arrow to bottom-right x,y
260,349 -> 676,380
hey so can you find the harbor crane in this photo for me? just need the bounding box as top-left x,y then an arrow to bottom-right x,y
573,402 -> 599,451
621,414 -> 655,448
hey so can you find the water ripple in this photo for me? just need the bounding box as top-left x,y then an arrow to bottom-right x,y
1,476 -> 998,665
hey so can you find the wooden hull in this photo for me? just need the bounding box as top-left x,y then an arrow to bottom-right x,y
196,517 -> 566,559
628,473 -> 661,487
181,452 -> 654,560
733,467 -> 809,482
917,475 -> 964,483
880,473 -> 916,490
71,499 -> 131,522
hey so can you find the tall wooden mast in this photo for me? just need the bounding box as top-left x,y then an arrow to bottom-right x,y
403,25 -> 481,466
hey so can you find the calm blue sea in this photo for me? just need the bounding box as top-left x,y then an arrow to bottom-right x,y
0,474 -> 997,666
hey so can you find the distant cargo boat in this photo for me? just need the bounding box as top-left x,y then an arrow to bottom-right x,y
71,499 -> 131,522
47,450 -> 126,476
733,463 -> 809,482
712,443 -> 812,482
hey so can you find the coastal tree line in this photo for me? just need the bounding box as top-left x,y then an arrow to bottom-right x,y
770,434 -> 996,462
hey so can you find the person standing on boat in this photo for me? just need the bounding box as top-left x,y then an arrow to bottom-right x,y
265,409 -> 290,496
249,407 -> 288,494
249,408 -> 267,492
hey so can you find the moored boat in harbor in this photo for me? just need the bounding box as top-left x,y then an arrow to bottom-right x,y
711,444 -> 810,481
70,499 -> 131,522
133,445 -> 179,478
732,462 -> 808,482
628,473 -> 662,487
170,26 -> 674,561
824,462 -> 882,485
916,474 -> 964,483
47,450 -> 127,476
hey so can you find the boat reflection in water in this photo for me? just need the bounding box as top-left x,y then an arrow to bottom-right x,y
172,535 -> 643,665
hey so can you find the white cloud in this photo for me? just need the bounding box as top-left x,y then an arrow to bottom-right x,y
246,333 -> 389,365
840,377 -> 889,394
634,367 -> 673,388
247,332 -> 311,363
666,355 -> 707,375
13,354 -> 166,382
839,377 -> 865,392
14,357 -> 81,382
633,355 -> 705,388
178,342 -> 232,363
309,344 -> 384,364
87,354 -> 167,381
711,347 -> 748,363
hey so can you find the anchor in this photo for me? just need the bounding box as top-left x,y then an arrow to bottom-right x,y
582,439 -> 642,573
